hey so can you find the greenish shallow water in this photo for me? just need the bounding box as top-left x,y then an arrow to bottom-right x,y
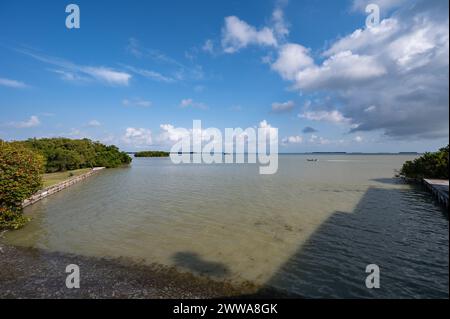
4,155 -> 449,298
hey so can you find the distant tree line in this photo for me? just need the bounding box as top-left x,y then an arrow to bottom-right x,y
12,138 -> 132,173
134,151 -> 169,157
400,145 -> 449,179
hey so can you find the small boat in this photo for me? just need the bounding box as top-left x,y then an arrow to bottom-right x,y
307,158 -> 318,162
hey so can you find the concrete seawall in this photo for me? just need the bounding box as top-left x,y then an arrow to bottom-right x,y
22,167 -> 105,208
423,179 -> 449,209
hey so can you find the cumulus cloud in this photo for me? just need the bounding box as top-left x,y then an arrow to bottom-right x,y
153,120 -> 278,150
271,100 -> 295,113
299,110 -> 351,125
156,123 -> 214,147
272,6 -> 289,39
220,0 -> 291,54
122,128 -> 152,146
158,124 -> 191,143
10,115 -> 40,128
292,51 -> 386,90
309,134 -> 330,145
221,16 -> 278,53
282,135 -> 303,145
271,0 -> 449,139
218,0 -> 448,140
271,44 -> 314,80
0,77 -> 27,88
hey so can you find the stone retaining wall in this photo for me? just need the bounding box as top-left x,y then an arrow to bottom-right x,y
22,167 -> 105,208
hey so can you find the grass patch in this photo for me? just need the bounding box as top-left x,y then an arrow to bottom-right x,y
42,168 -> 92,188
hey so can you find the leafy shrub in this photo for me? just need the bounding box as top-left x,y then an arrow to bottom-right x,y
0,207 -> 30,230
400,145 -> 449,179
0,140 -> 44,230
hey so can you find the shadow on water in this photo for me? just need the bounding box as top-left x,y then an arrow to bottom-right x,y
172,251 -> 230,278
4,178 -> 448,298
238,186 -> 449,298
371,178 -> 404,185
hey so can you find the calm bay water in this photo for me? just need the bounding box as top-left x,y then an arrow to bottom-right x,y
4,155 -> 449,298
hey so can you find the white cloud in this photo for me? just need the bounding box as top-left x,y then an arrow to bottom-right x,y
272,7 -> 289,39
158,124 -> 191,143
215,0 -> 446,139
300,110 -> 351,124
87,120 -> 101,127
292,51 -> 386,90
180,98 -> 208,110
271,44 -> 314,80
122,65 -> 175,83
156,124 -> 213,147
354,135 -> 363,142
282,135 -> 303,145
259,120 -> 272,129
127,37 -> 143,57
265,0 -> 449,139
0,77 -> 27,88
122,98 -> 152,108
202,39 -> 215,53
81,66 -> 131,86
10,115 -> 40,128
324,19 -> 399,57
309,134 -> 330,145
364,105 -> 376,112
258,120 -> 278,143
221,16 -> 278,53
18,49 -> 132,86
51,69 -> 88,82
271,100 -> 295,113
220,1 -> 290,54
122,128 -> 152,146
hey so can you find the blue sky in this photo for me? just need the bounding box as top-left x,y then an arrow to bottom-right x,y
0,0 -> 448,152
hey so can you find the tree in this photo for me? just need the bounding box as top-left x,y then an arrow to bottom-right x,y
12,138 -> 132,172
0,140 -> 45,229
400,145 -> 449,179
134,151 -> 170,157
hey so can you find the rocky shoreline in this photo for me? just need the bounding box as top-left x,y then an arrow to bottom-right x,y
0,244 -> 290,299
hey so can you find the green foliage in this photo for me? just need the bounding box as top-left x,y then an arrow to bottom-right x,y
13,138 -> 132,172
400,145 -> 449,179
0,207 -> 31,230
134,151 -> 170,157
0,140 -> 44,230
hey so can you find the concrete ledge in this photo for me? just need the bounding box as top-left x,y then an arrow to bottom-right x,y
22,167 -> 105,208
423,179 -> 449,209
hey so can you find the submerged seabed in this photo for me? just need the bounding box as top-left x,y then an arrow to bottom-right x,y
3,155 -> 449,298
